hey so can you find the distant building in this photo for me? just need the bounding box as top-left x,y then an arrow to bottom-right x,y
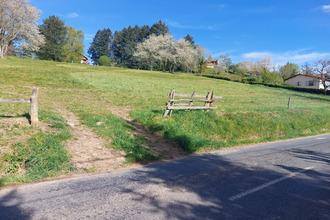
205,59 -> 218,68
81,54 -> 89,64
285,74 -> 330,90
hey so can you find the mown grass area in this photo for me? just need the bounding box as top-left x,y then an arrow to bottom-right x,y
1,57 -> 329,184
69,68 -> 329,153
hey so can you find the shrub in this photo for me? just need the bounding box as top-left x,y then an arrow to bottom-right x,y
98,56 -> 111,66
262,71 -> 283,85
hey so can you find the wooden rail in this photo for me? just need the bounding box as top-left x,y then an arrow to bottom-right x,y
0,87 -> 39,126
164,88 -> 222,117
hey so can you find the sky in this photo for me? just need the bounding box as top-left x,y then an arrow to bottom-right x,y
29,0 -> 330,66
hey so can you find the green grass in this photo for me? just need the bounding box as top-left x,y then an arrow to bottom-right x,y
0,111 -> 73,186
79,113 -> 160,163
0,57 -> 329,185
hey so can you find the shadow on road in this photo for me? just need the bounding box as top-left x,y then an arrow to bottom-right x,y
121,152 -> 330,219
0,189 -> 34,220
0,144 -> 329,219
290,148 -> 330,164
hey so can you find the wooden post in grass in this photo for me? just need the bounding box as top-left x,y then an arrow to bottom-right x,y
30,87 -> 39,126
204,91 -> 211,112
164,88 -> 175,117
288,97 -> 291,110
0,87 -> 39,126
189,91 -> 195,107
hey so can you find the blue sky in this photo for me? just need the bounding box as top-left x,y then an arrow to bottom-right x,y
30,0 -> 330,66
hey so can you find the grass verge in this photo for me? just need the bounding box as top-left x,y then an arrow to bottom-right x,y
0,111 -> 74,186
79,113 -> 160,163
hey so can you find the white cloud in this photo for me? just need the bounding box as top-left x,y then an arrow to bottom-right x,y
321,5 -> 330,13
67,12 -> 79,18
241,50 -> 330,65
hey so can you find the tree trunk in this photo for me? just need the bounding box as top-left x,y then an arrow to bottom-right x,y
0,44 -> 8,58
0,48 -> 3,58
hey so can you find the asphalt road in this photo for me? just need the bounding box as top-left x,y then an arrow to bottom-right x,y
1,134 -> 329,219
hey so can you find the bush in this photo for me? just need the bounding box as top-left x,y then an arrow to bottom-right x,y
98,56 -> 111,66
262,71 -> 283,85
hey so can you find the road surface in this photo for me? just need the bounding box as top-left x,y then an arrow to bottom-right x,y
1,134 -> 329,219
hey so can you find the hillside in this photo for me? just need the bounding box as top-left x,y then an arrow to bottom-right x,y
1,57 -> 329,185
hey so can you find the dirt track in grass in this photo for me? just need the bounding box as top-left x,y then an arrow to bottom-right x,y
61,109 -> 126,173
107,105 -> 189,160
59,104 -> 188,175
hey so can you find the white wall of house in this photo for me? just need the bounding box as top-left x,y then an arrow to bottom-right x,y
286,75 -> 323,89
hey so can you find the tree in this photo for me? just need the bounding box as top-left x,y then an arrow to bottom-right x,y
314,59 -> 330,93
133,34 -> 160,71
175,39 -> 197,73
195,45 -> 207,74
0,0 -> 44,58
240,57 -> 273,77
38,15 -> 67,61
88,28 -> 112,65
262,71 -> 283,85
133,33 -> 198,73
301,62 -> 314,75
184,34 -> 195,46
278,62 -> 300,80
62,26 -> 85,63
149,20 -> 169,36
111,30 -> 124,64
217,53 -> 232,73
111,22 -> 166,67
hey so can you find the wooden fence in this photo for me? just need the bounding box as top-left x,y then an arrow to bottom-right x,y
0,87 -> 39,126
164,88 -> 222,117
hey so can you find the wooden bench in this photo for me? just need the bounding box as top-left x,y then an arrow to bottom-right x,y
164,88 -> 222,117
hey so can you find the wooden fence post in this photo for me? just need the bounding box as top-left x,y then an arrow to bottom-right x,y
30,87 -> 39,126
288,97 -> 291,110
164,88 -> 175,117
189,91 -> 195,107
204,91 -> 211,107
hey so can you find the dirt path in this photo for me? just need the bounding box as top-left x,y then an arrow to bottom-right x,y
108,106 -> 188,160
60,109 -> 126,173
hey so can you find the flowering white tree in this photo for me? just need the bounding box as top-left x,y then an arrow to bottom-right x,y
314,59 -> 330,93
240,57 -> 274,76
134,34 -> 161,71
134,33 -> 198,73
0,0 -> 44,58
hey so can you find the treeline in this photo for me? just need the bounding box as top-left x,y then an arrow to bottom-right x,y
87,21 -> 206,73
88,20 -> 168,66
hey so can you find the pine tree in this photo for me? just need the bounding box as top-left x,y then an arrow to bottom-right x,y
149,20 -> 169,36
111,31 -> 124,64
38,15 -> 67,61
184,34 -> 195,46
88,28 -> 112,65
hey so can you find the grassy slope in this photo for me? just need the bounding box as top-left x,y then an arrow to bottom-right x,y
1,57 -> 329,179
69,68 -> 330,152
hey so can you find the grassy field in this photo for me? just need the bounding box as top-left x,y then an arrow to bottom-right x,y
1,57 -> 329,184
